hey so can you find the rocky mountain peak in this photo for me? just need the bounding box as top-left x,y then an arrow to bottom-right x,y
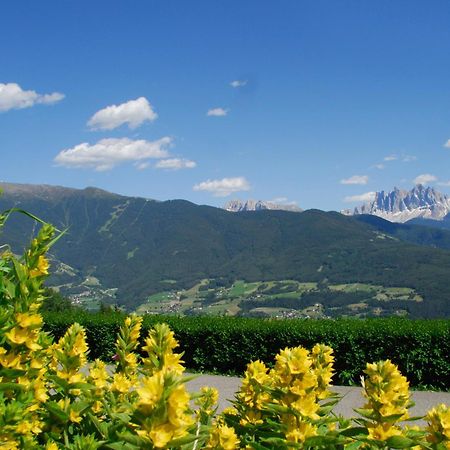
348,185 -> 450,223
224,199 -> 302,213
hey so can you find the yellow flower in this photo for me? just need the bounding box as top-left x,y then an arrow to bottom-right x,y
46,442 -> 59,450
290,371 -> 318,396
5,327 -> 30,345
15,421 -> 34,435
426,403 -> 450,444
111,373 -> 133,394
285,421 -> 317,443
15,312 -> 43,328
89,359 -> 109,388
207,424 -> 239,450
196,386 -> 219,413
69,409 -> 82,424
124,352 -> 138,370
167,385 -> 193,428
30,357 -> 44,369
245,360 -> 270,384
0,347 -> 23,369
0,440 -> 19,450
311,343 -> 334,398
34,378 -> 49,403
136,373 -> 165,411
273,346 -> 314,389
367,423 -> 402,441
71,329 -> 89,358
222,407 -> 238,416
290,393 -> 320,419
148,423 -> 173,448
29,255 -> 49,277
163,352 -> 185,374
92,401 -> 103,414
363,360 -> 410,422
5,327 -> 41,350
239,410 -> 263,426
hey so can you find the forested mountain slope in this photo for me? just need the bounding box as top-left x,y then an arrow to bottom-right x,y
1,182 -> 450,317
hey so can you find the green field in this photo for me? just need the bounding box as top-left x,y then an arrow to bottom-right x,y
134,279 -> 422,318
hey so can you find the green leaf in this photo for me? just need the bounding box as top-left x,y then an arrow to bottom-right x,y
169,433 -> 207,447
105,442 -> 140,450
339,426 -> 369,437
87,412 -> 108,439
45,402 -> 69,422
354,407 -> 376,420
344,441 -> 364,450
386,435 -> 416,448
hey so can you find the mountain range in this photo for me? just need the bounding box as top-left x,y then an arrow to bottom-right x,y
345,185 -> 450,223
1,181 -> 450,317
224,199 -> 302,213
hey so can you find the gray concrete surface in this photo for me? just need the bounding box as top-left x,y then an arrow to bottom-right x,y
185,373 -> 450,426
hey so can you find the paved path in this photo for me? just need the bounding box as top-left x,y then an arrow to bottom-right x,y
185,373 -> 450,426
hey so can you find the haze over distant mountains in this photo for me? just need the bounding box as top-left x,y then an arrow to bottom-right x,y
344,185 -> 450,223
1,181 -> 450,317
224,199 -> 302,213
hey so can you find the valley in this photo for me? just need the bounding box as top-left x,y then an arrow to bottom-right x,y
1,181 -> 450,318
135,279 -> 422,318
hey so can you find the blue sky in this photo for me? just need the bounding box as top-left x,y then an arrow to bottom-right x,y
1,0 -> 450,211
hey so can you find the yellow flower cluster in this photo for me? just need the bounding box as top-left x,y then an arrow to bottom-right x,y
426,403 -> 450,446
230,344 -> 335,446
206,423 -> 239,450
360,359 -> 411,442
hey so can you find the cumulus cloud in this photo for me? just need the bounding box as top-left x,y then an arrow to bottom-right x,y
193,177 -> 250,197
383,154 -> 398,161
0,82 -> 64,112
155,158 -> 197,170
207,107 -> 228,117
54,137 -> 171,171
414,174 -> 437,185
87,97 -> 157,130
444,139 -> 450,148
340,175 -> 368,185
230,80 -> 247,88
344,192 -> 376,203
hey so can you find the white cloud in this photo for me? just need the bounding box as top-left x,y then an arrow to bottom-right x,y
340,175 -> 368,185
414,173 -> 437,185
438,180 -> 450,187
193,177 -> 250,197
155,158 -> 197,170
402,154 -> 417,162
135,161 -> 150,170
344,192 -> 376,203
444,139 -> 450,148
54,137 -> 171,171
383,154 -> 398,161
207,107 -> 228,117
268,197 -> 299,206
230,80 -> 247,88
87,97 -> 157,130
0,82 -> 64,112
373,164 -> 385,170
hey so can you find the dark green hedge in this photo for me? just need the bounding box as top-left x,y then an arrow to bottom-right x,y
43,314 -> 450,390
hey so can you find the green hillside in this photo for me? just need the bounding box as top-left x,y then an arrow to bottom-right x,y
1,182 -> 450,317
